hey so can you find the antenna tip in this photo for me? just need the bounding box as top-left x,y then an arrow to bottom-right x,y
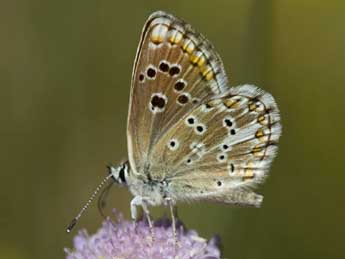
66,218 -> 78,233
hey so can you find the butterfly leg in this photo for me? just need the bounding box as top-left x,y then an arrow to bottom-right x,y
165,197 -> 178,247
130,196 -> 140,233
130,196 -> 155,242
141,200 -> 155,242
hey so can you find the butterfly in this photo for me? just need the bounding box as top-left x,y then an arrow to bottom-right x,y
67,11 -> 281,240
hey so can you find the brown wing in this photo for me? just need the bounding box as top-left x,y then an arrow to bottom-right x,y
127,11 -> 229,177
150,85 -> 281,206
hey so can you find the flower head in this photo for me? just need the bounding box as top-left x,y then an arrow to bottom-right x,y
65,210 -> 221,259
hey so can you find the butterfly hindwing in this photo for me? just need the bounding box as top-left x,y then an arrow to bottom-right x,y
150,85 -> 281,206
127,11 -> 229,176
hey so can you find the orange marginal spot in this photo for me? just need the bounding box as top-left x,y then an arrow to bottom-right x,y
258,115 -> 265,123
255,129 -> 264,139
252,144 -> 265,157
168,30 -> 183,44
243,162 -> 255,180
248,101 -> 256,111
190,52 -> 203,64
223,99 -> 239,109
207,99 -> 220,107
197,55 -> 206,67
150,24 -> 168,44
182,39 -> 195,54
205,70 -> 214,81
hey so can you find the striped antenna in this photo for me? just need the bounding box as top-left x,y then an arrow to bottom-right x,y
66,173 -> 113,233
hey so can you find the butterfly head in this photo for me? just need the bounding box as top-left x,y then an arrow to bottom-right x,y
66,163 -> 131,233
107,161 -> 130,185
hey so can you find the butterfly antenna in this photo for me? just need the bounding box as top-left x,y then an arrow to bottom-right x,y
97,179 -> 115,220
66,173 -> 113,233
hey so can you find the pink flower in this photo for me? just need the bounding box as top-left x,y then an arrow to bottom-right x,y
65,211 -> 221,259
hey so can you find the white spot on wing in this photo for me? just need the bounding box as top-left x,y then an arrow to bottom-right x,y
167,138 -> 179,151
194,123 -> 206,135
217,153 -> 228,162
185,115 -> 197,126
149,92 -> 167,113
146,65 -> 157,80
220,143 -> 232,152
223,116 -> 233,128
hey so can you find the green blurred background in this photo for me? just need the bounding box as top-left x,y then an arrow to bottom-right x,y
1,0 -> 344,258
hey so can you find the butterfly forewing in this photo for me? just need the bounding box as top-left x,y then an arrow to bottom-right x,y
128,11 -> 229,177
150,85 -> 281,206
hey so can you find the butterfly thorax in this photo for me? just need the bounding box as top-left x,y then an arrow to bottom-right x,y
111,161 -> 170,206
127,175 -> 169,206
